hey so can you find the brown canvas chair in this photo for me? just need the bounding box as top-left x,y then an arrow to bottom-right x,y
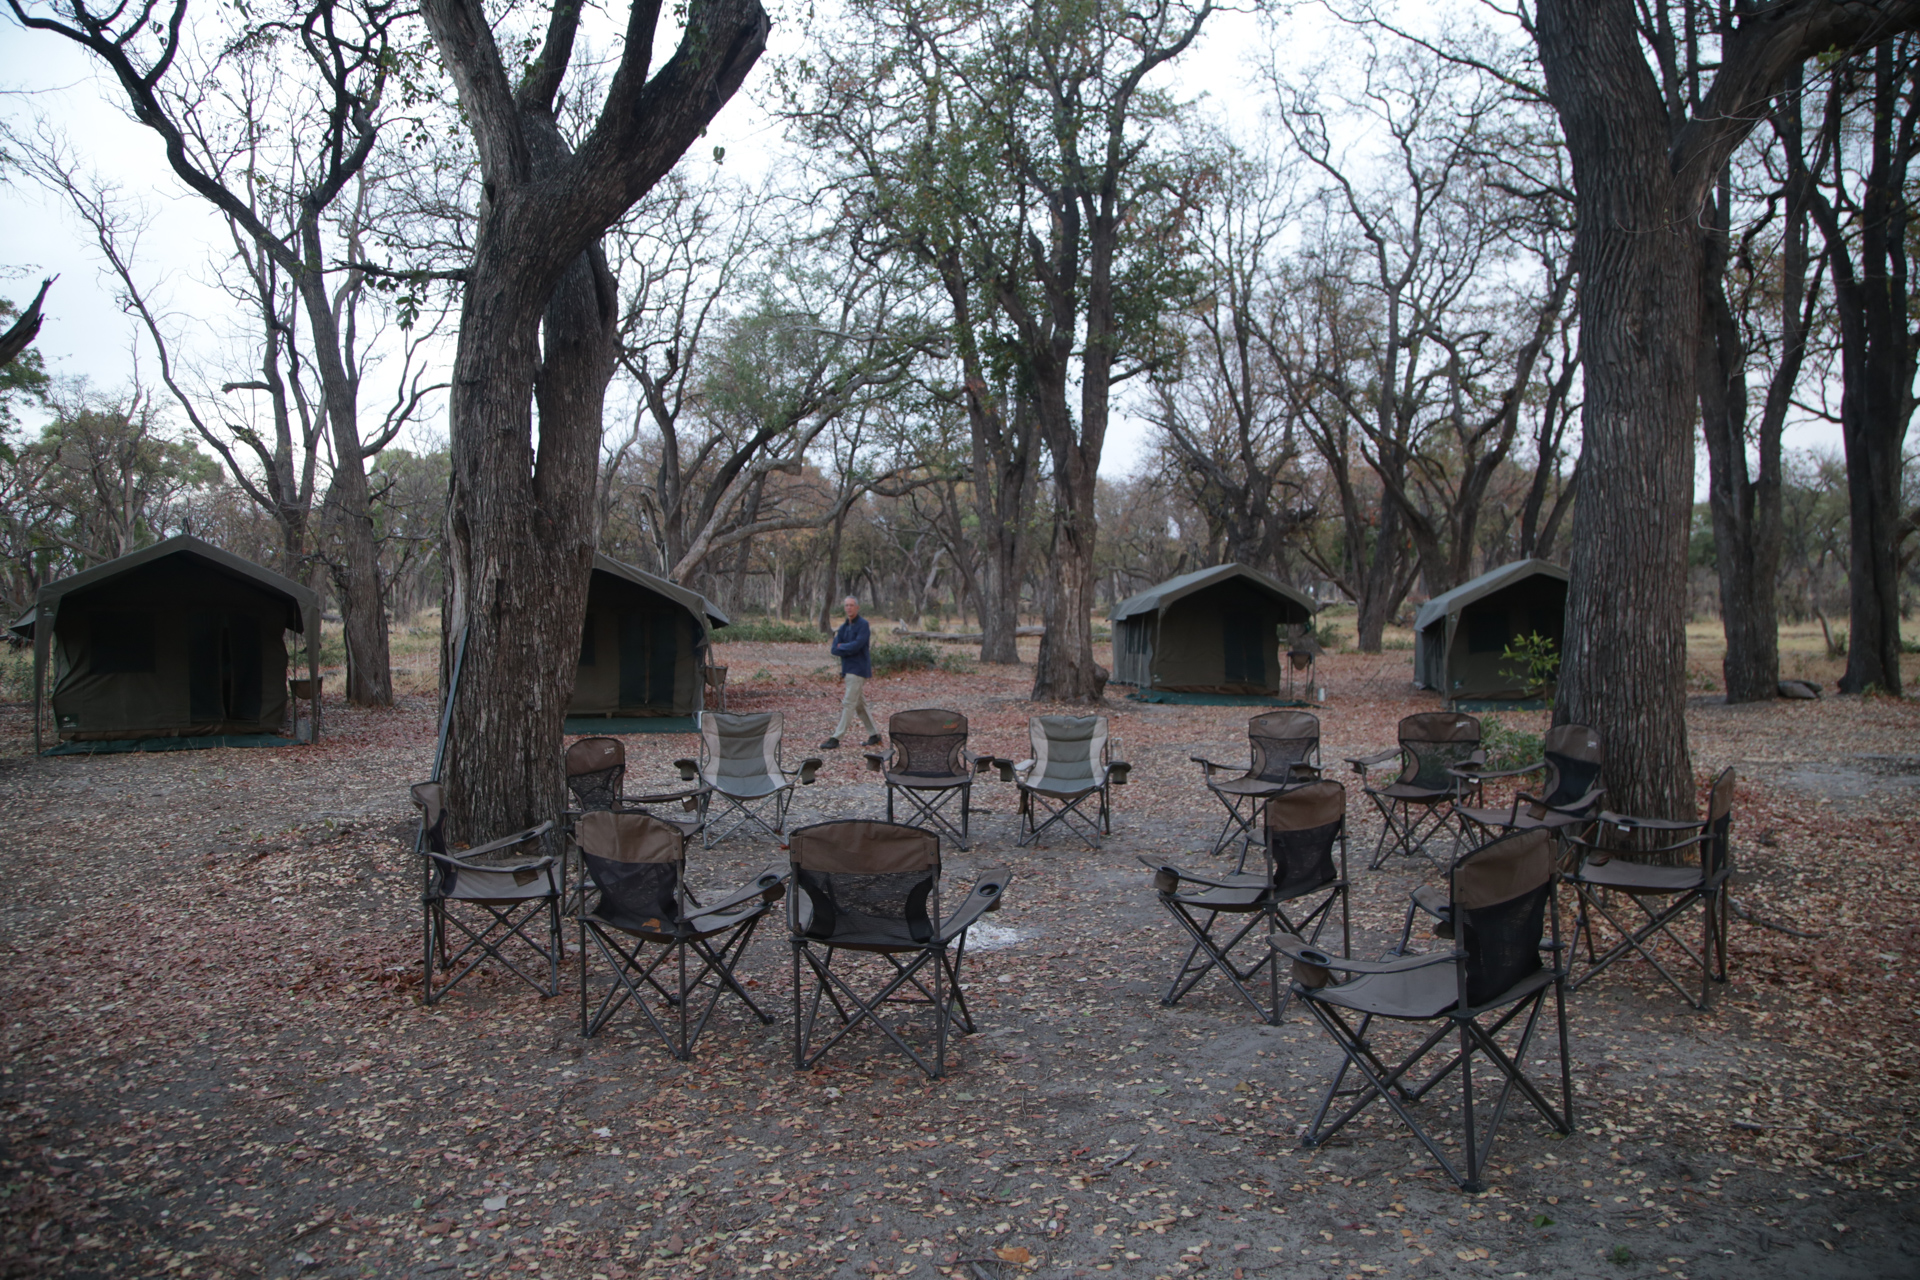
410,782 -> 559,1006
573,810 -> 785,1060
1347,712 -> 1485,869
563,737 -> 704,915
1144,780 -> 1350,1025
863,708 -> 992,850
1275,826 -> 1573,1192
1564,767 -> 1736,1010
787,820 -> 1010,1079
1454,724 -> 1605,840
1189,710 -> 1323,866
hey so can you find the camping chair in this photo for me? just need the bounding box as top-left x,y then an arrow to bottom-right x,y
787,820 -> 1010,1079
410,782 -> 560,1006
1144,780 -> 1350,1025
1189,710 -> 1323,867
1347,712 -> 1485,870
573,810 -> 785,1060
563,736 -> 704,914
1274,826 -> 1573,1192
1564,767 -> 1736,1010
1454,725 -> 1606,842
672,711 -> 822,848
998,715 -> 1131,849
863,708 -> 993,850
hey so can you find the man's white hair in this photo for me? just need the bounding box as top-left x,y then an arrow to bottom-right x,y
844,596 -> 859,605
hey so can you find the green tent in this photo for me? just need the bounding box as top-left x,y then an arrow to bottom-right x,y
20,535 -> 320,752
570,554 -> 729,718
1109,563 -> 1317,695
1413,558 -> 1568,701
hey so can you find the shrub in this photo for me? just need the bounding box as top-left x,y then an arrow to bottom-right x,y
1478,715 -> 1544,771
938,651 -> 977,675
1499,631 -> 1560,698
872,640 -> 937,675
717,619 -> 824,644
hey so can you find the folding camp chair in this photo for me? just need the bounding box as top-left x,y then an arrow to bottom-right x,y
563,737 -> 704,914
1454,724 -> 1605,842
573,810 -> 786,1060
1000,715 -> 1130,850
1275,826 -> 1573,1192
1564,767 -> 1736,1010
410,782 -> 560,1006
1145,780 -> 1350,1024
787,820 -> 1010,1079
1189,710 -> 1323,867
1347,712 -> 1485,869
673,712 -> 822,848
863,708 -> 992,850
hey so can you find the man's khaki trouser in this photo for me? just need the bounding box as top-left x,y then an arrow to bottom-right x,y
833,674 -> 877,739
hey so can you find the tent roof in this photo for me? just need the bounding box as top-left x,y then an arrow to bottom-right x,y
1110,562 -> 1318,622
8,607 -> 36,641
34,534 -> 318,631
593,553 -> 730,632
1413,558 -> 1569,634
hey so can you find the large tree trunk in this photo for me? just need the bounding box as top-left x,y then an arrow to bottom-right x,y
1029,376 -> 1102,702
1537,0 -> 1699,819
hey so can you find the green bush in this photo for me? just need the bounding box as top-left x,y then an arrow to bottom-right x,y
938,651 -> 977,676
1499,631 -> 1560,698
717,619 -> 824,644
1478,715 -> 1544,771
872,640 -> 937,675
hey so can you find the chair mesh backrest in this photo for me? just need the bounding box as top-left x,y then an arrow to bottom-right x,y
1264,780 -> 1344,898
1028,715 -> 1108,789
1452,827 -> 1553,1006
1398,712 -> 1482,789
701,711 -> 784,790
1539,724 -> 1603,808
411,782 -> 448,854
1248,710 -> 1320,783
1702,767 -> 1736,878
888,708 -> 969,778
789,820 -> 939,943
575,810 -> 684,927
565,737 -> 627,811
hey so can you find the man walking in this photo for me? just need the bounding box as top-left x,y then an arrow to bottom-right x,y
820,596 -> 880,750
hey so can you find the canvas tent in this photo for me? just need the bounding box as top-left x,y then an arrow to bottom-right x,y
1413,558 -> 1569,701
19,535 -> 320,752
570,554 -> 729,717
1110,563 -> 1317,695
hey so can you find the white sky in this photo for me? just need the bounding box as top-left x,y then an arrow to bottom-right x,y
0,2 -> 1843,490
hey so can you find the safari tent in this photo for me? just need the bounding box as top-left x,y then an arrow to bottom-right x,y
19,535 -> 320,752
1413,558 -> 1569,702
570,554 -> 729,718
1109,563 -> 1317,695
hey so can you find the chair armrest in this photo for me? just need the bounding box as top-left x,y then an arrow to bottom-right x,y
1108,761 -> 1130,785
628,787 -> 705,806
964,750 -> 994,775
862,751 -> 887,773
692,864 -> 789,918
796,758 -> 823,785
1345,748 -> 1399,772
1453,750 -> 1488,773
1519,786 -> 1604,817
940,866 -> 1012,942
1139,858 -> 1262,893
1290,762 -> 1323,778
1462,760 -> 1545,782
672,758 -> 700,782
993,757 -> 1018,782
1189,755 -> 1231,775
1597,809 -> 1705,832
448,819 -> 555,863
1271,934 -> 1455,974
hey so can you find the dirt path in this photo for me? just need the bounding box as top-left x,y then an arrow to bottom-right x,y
1,647 -> 1916,1280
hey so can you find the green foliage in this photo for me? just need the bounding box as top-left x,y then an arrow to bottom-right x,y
0,296 -> 51,439
717,619 -> 825,644
1478,715 -> 1544,771
872,640 -> 937,675
1500,631 -> 1561,697
1608,1245 -> 1633,1266
938,650 -> 977,675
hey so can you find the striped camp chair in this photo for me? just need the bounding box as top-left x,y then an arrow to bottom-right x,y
673,711 -> 821,848
998,715 -> 1130,849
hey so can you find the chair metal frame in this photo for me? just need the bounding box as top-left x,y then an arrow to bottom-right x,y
1564,767 -> 1736,1010
787,820 -> 1010,1080
1189,710 -> 1323,867
572,810 -> 786,1060
1000,715 -> 1130,850
673,711 -> 821,848
411,782 -> 560,1006
1347,712 -> 1486,870
1145,780 -> 1350,1025
863,708 -> 993,851
1275,826 -> 1573,1193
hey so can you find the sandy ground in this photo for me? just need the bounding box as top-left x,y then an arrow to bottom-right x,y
1,635 -> 1916,1280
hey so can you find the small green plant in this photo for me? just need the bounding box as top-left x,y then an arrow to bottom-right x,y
1532,1213 -> 1555,1228
1310,619 -> 1343,651
718,619 -> 826,644
1479,715 -> 1544,771
872,640 -> 937,675
1608,1244 -> 1633,1265
937,651 -> 977,675
1500,631 -> 1561,698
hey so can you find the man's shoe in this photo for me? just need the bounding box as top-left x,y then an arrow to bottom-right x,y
818,737 -> 841,750
865,734 -> 883,747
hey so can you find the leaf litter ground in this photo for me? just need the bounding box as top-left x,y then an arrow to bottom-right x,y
2,640 -> 1917,1280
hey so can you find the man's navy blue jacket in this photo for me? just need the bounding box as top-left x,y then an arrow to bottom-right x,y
831,615 -> 872,678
